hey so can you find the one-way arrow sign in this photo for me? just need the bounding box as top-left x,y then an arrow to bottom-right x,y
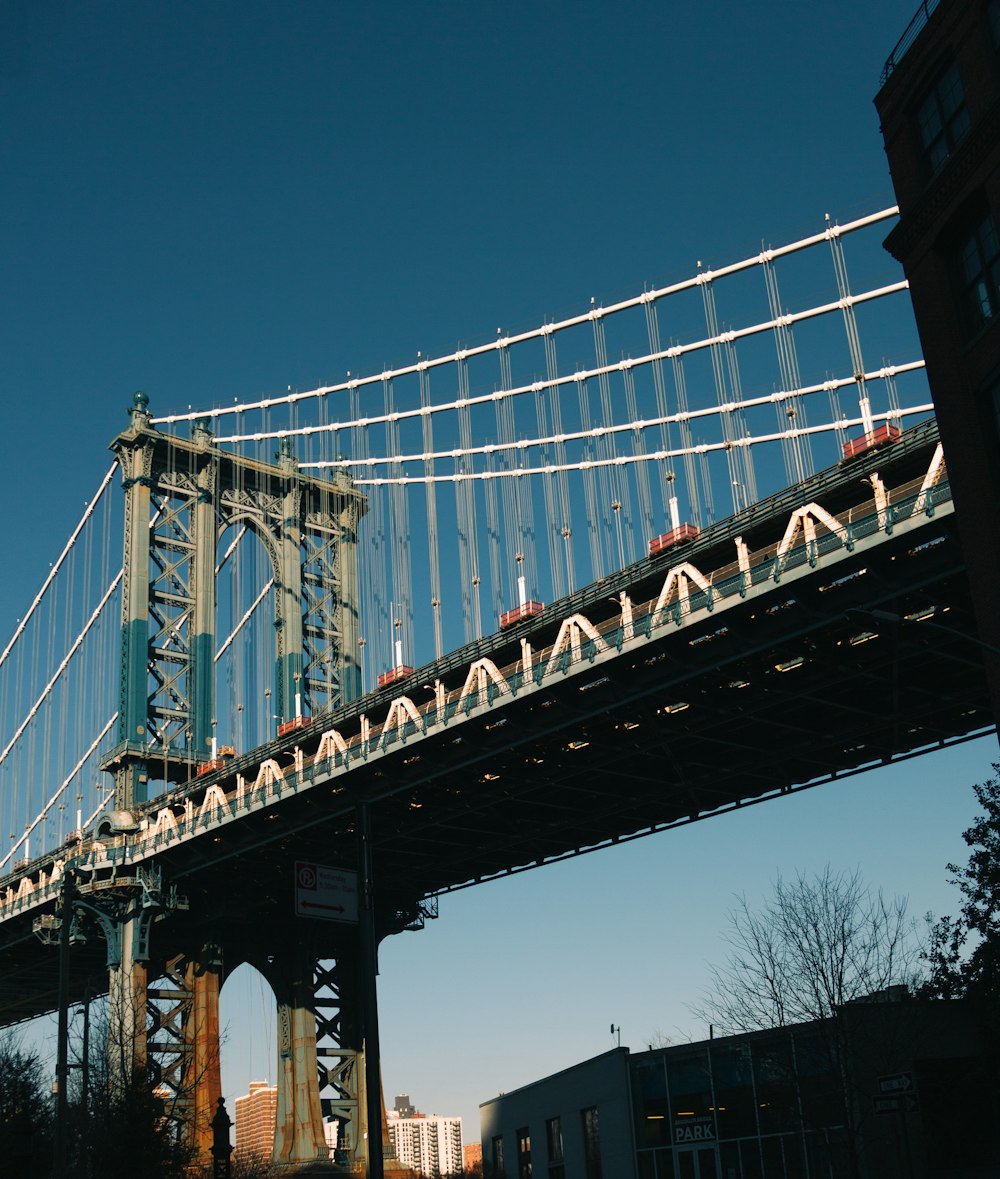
878,1072 -> 914,1095
873,1093 -> 919,1115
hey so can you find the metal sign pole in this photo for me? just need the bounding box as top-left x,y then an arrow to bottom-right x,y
52,871 -> 75,1177
358,800 -> 384,1179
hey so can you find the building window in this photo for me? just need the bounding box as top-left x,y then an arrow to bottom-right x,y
546,1116 -> 564,1177
491,1134 -> 505,1176
581,1106 -> 603,1179
916,59 -> 970,173
959,212 -> 1000,332
989,0 -> 1000,48
517,1126 -> 532,1179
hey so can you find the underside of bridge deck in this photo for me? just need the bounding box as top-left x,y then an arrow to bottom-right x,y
0,420 -> 992,1026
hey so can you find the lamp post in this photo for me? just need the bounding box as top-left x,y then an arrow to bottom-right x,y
53,870 -> 76,1177
210,1096 -> 233,1178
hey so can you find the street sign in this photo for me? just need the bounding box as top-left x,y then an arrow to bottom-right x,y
878,1071 -> 914,1095
873,1093 -> 919,1115
295,861 -> 358,923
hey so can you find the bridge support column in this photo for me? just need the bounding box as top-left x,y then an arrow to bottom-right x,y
270,947 -> 329,1165
185,956 -> 222,1152
147,949 -> 223,1160
107,906 -> 152,1079
190,421 -> 218,761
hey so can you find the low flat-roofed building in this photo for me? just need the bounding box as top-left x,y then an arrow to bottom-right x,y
481,998 -> 996,1178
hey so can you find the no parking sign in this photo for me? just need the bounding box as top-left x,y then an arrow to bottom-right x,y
295,861 -> 359,923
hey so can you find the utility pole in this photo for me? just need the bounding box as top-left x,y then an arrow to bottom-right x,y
358,801 -> 384,1179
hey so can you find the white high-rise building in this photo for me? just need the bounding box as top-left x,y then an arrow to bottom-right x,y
386,1111 -> 464,1177
234,1082 -> 277,1162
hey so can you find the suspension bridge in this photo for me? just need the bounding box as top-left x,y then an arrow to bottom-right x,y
0,206 -> 990,1173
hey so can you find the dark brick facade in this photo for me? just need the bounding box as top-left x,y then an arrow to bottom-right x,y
876,0 -> 1000,717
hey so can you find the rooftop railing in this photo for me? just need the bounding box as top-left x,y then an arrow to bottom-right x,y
881,0 -> 941,84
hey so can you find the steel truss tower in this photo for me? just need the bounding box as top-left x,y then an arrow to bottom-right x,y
102,391 -> 365,809
91,393 -> 377,1169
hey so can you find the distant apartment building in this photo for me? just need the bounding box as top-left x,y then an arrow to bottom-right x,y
234,1081 -> 277,1162
387,1107 -> 464,1177
463,1141 -> 483,1172
394,1092 -> 416,1118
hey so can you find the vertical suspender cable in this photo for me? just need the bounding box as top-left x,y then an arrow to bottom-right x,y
533,364 -> 561,603
543,328 -> 573,595
455,355 -> 481,642
763,253 -> 813,485
484,451 -> 504,624
700,276 -> 742,516
576,377 -> 606,583
829,220 -> 870,446
622,359 -> 655,549
419,363 -> 445,659
668,351 -> 705,529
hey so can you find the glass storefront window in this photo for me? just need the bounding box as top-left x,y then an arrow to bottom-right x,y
710,1043 -> 757,1140
637,1152 -> 657,1179
667,1049 -> 717,1149
781,1131 -> 805,1179
719,1141 -> 741,1179
794,1029 -> 844,1131
752,1037 -> 798,1135
761,1135 -> 784,1177
739,1138 -> 763,1179
633,1057 -> 670,1147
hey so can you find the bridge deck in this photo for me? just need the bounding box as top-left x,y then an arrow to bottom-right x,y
0,420 -> 991,1023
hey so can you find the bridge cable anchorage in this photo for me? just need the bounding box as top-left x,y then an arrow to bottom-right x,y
150,207 -> 900,427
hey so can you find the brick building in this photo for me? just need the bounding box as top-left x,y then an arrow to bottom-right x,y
875,0 -> 1000,715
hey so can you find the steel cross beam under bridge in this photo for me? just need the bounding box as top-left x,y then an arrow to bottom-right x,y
0,416 -> 992,1166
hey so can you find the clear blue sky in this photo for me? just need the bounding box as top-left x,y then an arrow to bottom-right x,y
3,0 -> 995,1144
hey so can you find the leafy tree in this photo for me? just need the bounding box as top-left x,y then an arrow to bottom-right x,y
923,767 -> 1000,1011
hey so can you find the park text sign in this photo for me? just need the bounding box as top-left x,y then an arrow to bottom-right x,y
674,1116 -> 716,1144
295,861 -> 359,923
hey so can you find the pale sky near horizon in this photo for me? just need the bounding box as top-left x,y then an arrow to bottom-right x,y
2,0 -> 995,1146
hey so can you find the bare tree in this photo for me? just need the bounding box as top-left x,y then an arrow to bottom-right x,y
693,867 -> 921,1178
693,866 -> 919,1034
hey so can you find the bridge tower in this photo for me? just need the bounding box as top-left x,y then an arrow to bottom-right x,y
102,391 -> 365,808
96,392 -> 370,1165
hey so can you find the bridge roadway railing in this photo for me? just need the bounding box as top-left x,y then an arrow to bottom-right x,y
0,430 -> 952,920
